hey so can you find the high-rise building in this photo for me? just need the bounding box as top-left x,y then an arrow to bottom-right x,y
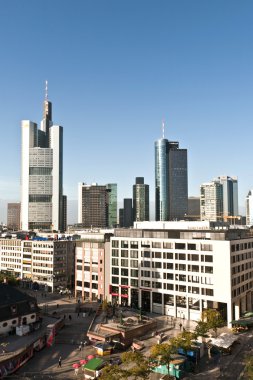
78,183 -> 108,228
155,124 -> 188,221
246,190 -> 253,226
20,83 -> 65,231
201,176 -> 239,222
187,197 -> 200,220
62,195 -> 67,232
215,176 -> 238,218
106,183 -> 117,228
133,177 -> 149,222
200,181 -> 223,222
7,203 -> 21,230
118,199 -> 133,228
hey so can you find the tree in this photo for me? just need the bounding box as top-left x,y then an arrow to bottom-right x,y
121,351 -> 151,380
201,309 -> 224,337
193,320 -> 209,339
100,351 -> 151,380
150,339 -> 178,374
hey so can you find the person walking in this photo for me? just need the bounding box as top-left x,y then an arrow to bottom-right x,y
58,356 -> 62,368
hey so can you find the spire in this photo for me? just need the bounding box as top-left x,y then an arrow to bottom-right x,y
162,120 -> 165,139
45,80 -> 48,101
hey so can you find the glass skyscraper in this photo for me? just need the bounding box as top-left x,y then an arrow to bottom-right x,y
155,138 -> 188,221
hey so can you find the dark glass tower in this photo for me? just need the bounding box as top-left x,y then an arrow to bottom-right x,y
133,177 -> 149,222
155,133 -> 188,221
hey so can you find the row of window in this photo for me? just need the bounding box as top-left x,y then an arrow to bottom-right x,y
112,240 -> 213,251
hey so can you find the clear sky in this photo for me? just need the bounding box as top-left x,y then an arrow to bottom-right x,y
0,0 -> 253,219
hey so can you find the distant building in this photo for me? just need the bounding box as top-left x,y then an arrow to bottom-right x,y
7,203 -> 21,230
78,183 -> 108,228
200,181 -> 223,222
155,125 -> 188,221
187,197 -> 200,220
20,84 -> 65,231
246,190 -> 253,226
62,195 -> 67,232
106,183 -> 117,228
133,177 -> 149,222
119,198 -> 133,228
201,176 -> 239,222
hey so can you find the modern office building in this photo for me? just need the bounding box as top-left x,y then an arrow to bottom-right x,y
201,176 -> 239,222
0,238 -> 75,292
20,84 -> 65,231
155,126 -> 188,221
78,183 -> 109,228
7,203 -> 21,230
106,183 -> 117,228
109,221 -> 253,326
215,176 -> 239,219
133,177 -> 149,222
62,195 -> 67,232
75,231 -> 112,301
187,197 -> 200,220
246,190 -> 253,226
200,181 -> 223,222
119,198 -> 133,228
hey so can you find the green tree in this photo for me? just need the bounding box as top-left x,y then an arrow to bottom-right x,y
202,309 -> 224,337
193,320 -> 209,339
100,351 -> 151,380
150,339 -> 178,374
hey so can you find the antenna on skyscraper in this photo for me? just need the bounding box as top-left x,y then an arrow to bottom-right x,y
45,80 -> 48,101
162,120 -> 165,139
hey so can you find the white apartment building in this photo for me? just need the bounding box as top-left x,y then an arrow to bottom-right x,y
0,239 -> 75,292
109,221 -> 253,326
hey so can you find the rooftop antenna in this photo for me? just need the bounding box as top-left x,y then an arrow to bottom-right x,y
162,120 -> 165,139
45,80 -> 48,101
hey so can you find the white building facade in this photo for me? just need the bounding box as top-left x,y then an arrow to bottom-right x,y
246,190 -> 253,226
109,221 -> 253,326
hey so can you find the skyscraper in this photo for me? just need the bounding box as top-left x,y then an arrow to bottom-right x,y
7,203 -> 21,230
106,183 -> 117,228
201,176 -> 239,222
155,123 -> 188,221
78,183 -> 108,228
133,177 -> 149,222
20,83 -> 64,231
200,181 -> 223,222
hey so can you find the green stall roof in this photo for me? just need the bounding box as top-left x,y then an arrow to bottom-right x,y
84,358 -> 104,371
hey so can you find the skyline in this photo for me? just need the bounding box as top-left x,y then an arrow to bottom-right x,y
0,1 -> 253,221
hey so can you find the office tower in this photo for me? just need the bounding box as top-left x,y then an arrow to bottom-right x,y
106,183 -> 117,228
7,203 -> 21,230
187,197 -> 200,220
78,183 -> 108,228
133,177 -> 149,222
20,83 -> 64,231
201,176 -> 239,223
246,190 -> 253,226
118,198 -> 133,228
215,176 -> 239,218
200,181 -> 223,221
155,124 -> 188,221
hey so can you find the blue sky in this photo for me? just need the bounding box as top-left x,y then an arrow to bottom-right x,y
0,0 -> 253,220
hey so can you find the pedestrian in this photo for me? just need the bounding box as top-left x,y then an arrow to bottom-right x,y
69,315 -> 72,321
77,311 -> 80,317
179,322 -> 182,331
58,356 -> 62,368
